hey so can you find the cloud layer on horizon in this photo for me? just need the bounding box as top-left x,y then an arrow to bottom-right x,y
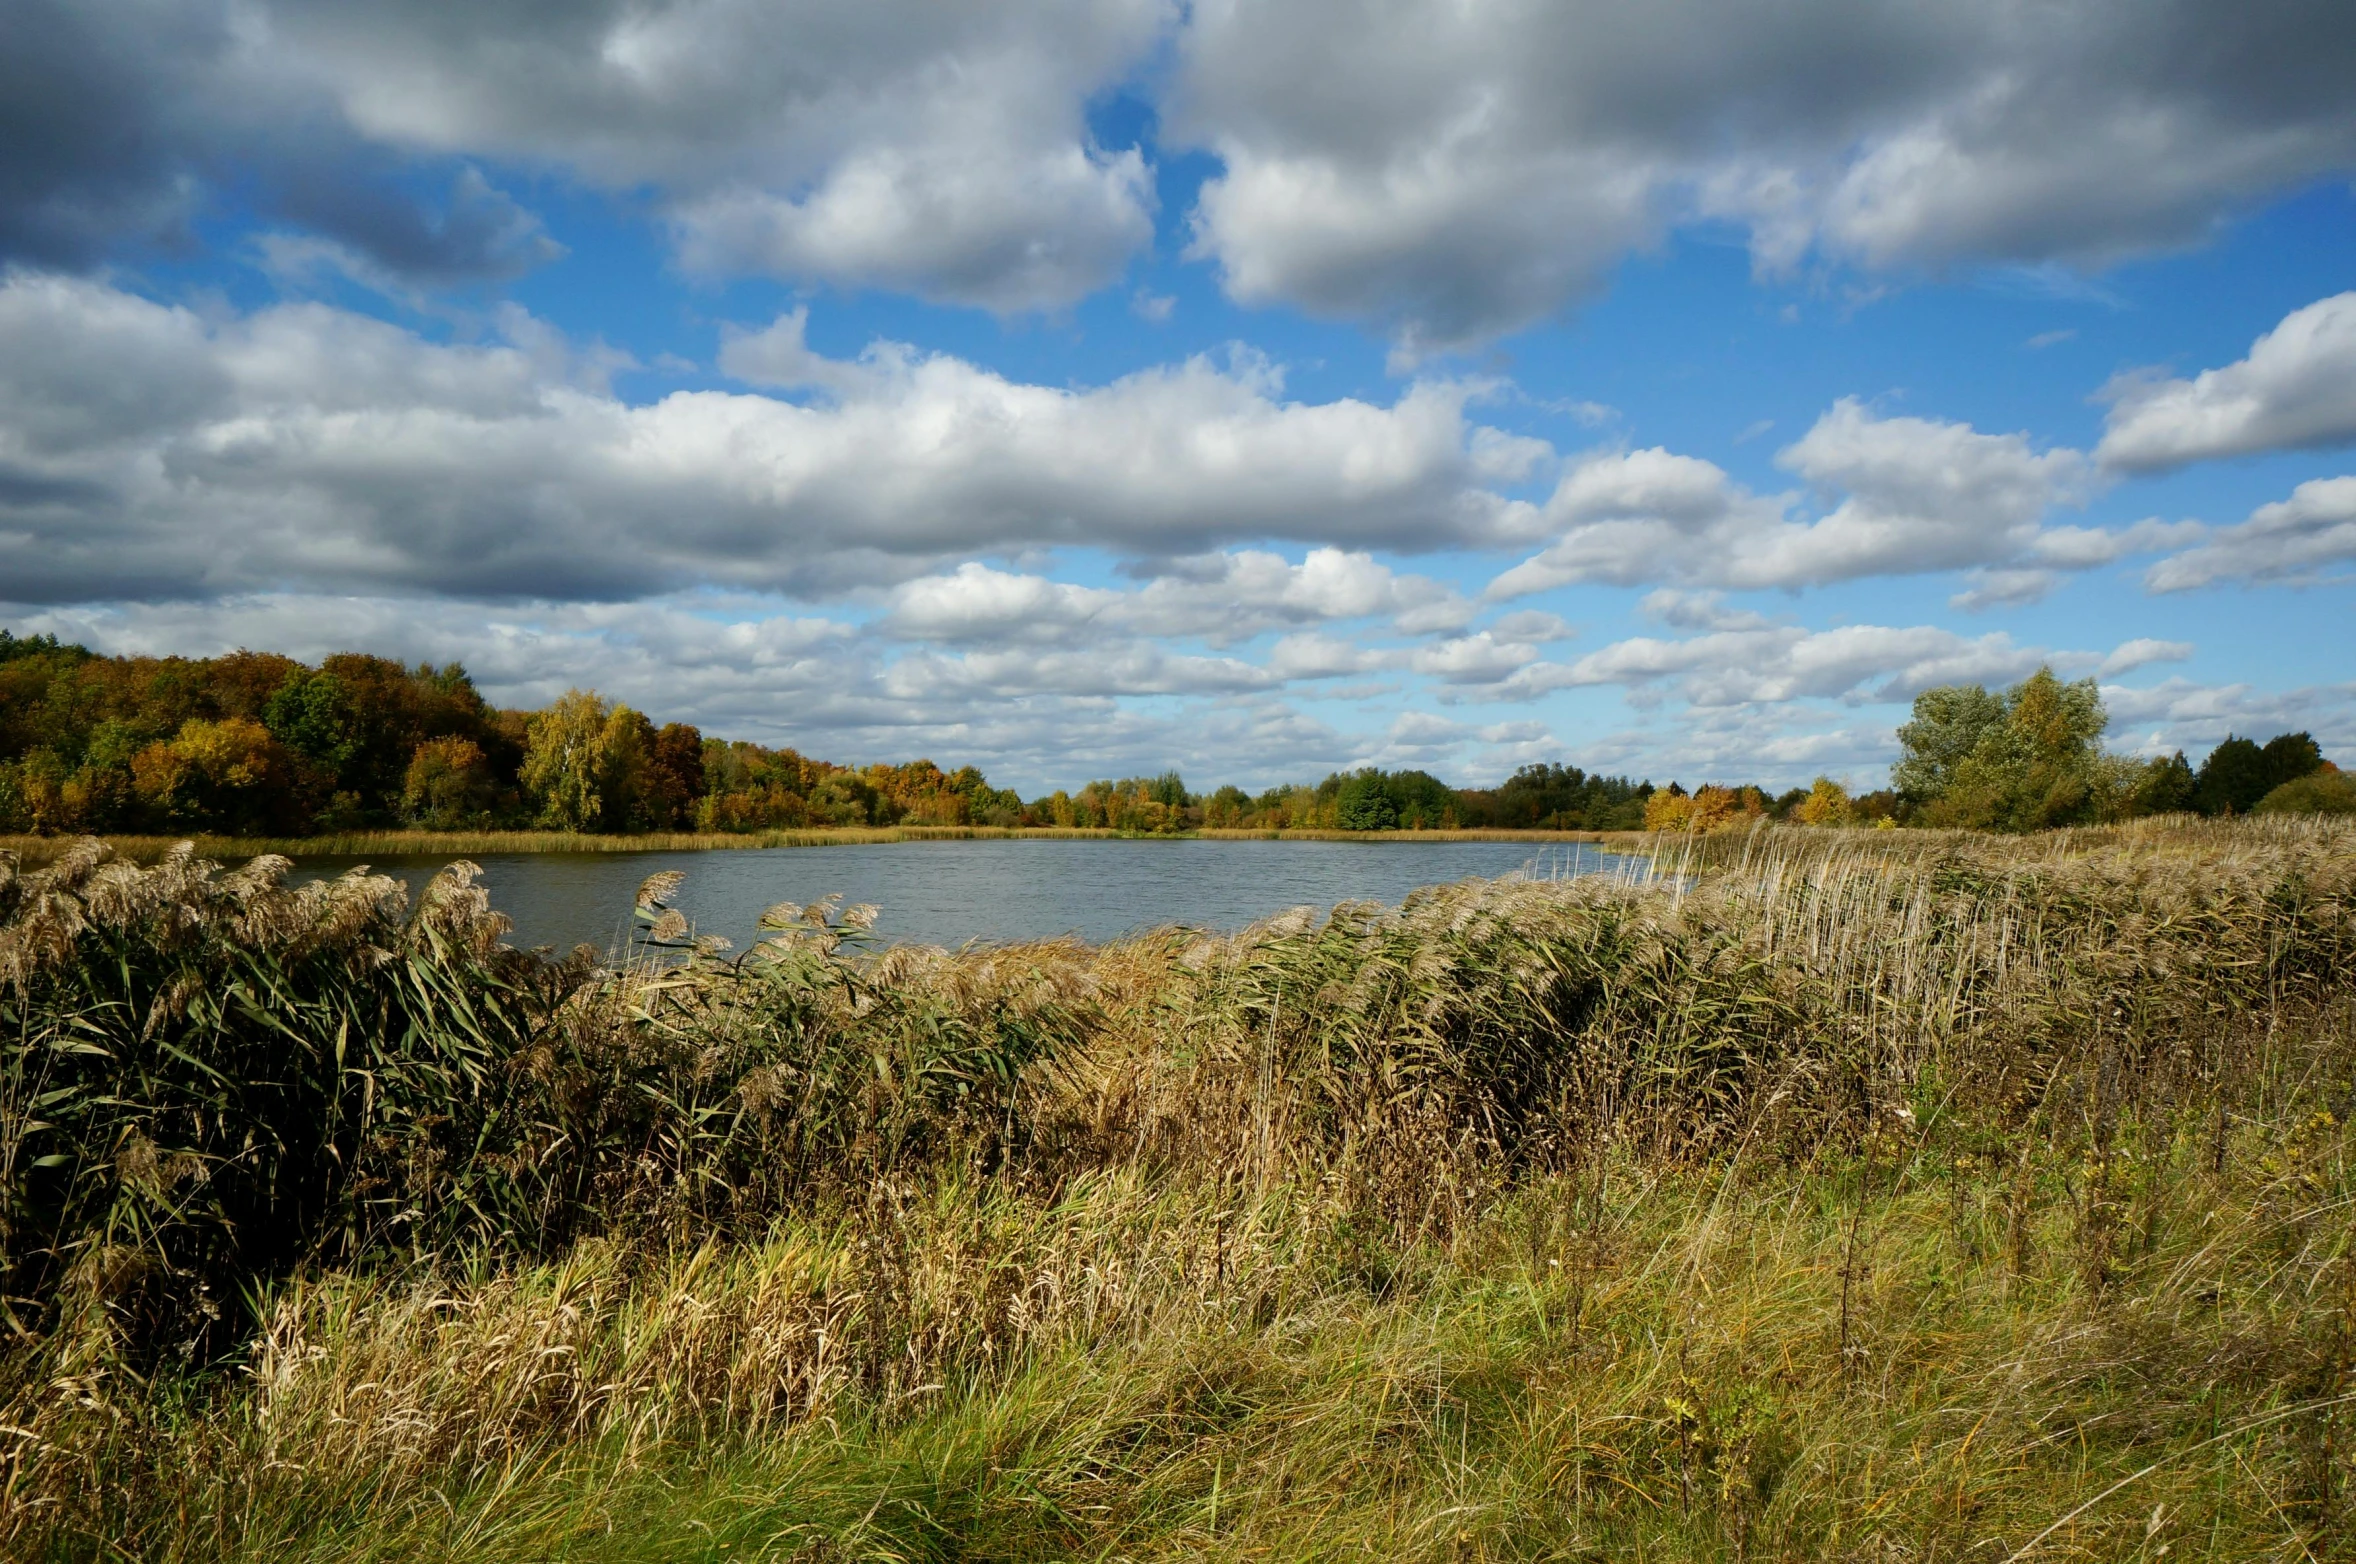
5,267 -> 2354,786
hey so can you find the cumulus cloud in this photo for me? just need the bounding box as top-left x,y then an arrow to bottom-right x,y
0,274 -> 1545,604
883,550 -> 1474,648
22,3 -> 2355,332
0,1 -> 565,286
2146,475 -> 2356,590
2102,676 -> 2356,756
2097,293 -> 2356,472
1410,632 -> 1539,685
1949,568 -> 2062,612
1488,400 -> 2103,596
1501,621 -> 2057,708
883,645 -> 1271,700
1172,0 -> 2356,346
1,0 -> 1166,309
1568,705 -> 1909,787
2098,638 -> 2195,677
273,0 -> 1174,310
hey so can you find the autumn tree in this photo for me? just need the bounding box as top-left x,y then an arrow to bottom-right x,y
1794,776 -> 1853,826
644,723 -> 706,828
402,737 -> 496,828
521,690 -> 637,832
131,718 -> 301,834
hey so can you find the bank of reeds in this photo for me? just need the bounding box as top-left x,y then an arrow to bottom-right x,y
0,825 -> 1133,867
2,819 -> 2351,1558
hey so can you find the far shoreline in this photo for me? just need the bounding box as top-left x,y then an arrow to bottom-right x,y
3,825 -> 1633,867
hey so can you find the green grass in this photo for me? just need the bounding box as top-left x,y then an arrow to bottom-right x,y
40,1129 -> 2356,1561
4,819 -> 2352,1559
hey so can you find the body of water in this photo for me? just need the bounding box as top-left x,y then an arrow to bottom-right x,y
289,838 -> 1644,954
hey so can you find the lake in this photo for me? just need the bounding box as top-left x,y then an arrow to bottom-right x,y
289,838 -> 1648,954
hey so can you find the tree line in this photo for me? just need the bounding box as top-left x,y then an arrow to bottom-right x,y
0,634 -> 2344,837
0,633 -> 1017,837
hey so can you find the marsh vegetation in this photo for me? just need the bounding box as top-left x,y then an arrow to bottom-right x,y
1,817 -> 2352,1559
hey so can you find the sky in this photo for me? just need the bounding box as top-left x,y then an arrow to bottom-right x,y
1,1 -> 2353,797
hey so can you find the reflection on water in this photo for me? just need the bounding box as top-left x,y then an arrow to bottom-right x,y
290,837 -> 1650,956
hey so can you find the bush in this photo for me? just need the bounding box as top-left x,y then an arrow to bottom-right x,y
2253,767 -> 2356,816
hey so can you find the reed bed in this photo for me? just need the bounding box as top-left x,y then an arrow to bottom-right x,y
1,825 -> 1612,868
0,825 -> 1130,867
1,819 -> 2351,1559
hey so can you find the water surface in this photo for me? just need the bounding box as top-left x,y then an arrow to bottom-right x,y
291,838 -> 1641,954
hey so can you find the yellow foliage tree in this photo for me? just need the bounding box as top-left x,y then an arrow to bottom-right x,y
1645,784 -> 1758,833
520,690 -> 650,832
1795,776 -> 1853,826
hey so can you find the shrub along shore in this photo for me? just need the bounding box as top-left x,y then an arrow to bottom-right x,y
2,816 -> 2352,1559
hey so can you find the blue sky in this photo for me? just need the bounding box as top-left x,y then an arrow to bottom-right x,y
3,0 -> 2352,795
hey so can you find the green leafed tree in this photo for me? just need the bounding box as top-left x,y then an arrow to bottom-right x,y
1333,771 -> 1399,831
1891,684 -> 2008,806
1897,667 -> 2111,831
2194,731 -> 2325,816
263,669 -> 358,778
2254,767 -> 2356,816
2131,750 -> 2198,815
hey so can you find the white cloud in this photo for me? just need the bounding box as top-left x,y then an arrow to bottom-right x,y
282,0 -> 1171,310
1949,568 -> 2060,612
883,564 -> 1120,646
1261,632 -> 1394,681
0,1 -> 1171,309
1410,631 -> 1539,685
1488,400 -> 2100,596
2097,292 -> 2356,472
0,275 -> 1541,604
13,3 -> 2356,334
1484,609 -> 1575,643
2097,638 -> 2194,677
1172,0 -> 2356,346
2102,676 -> 2356,757
674,141 -> 1154,312
1502,620 -> 2053,708
1569,706 -> 1908,788
880,550 -> 1474,649
2145,475 -> 2356,590
883,644 -> 1271,700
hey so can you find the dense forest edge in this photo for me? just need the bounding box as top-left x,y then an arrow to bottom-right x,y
5,629 -> 2350,848
2,816 -> 2352,1558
